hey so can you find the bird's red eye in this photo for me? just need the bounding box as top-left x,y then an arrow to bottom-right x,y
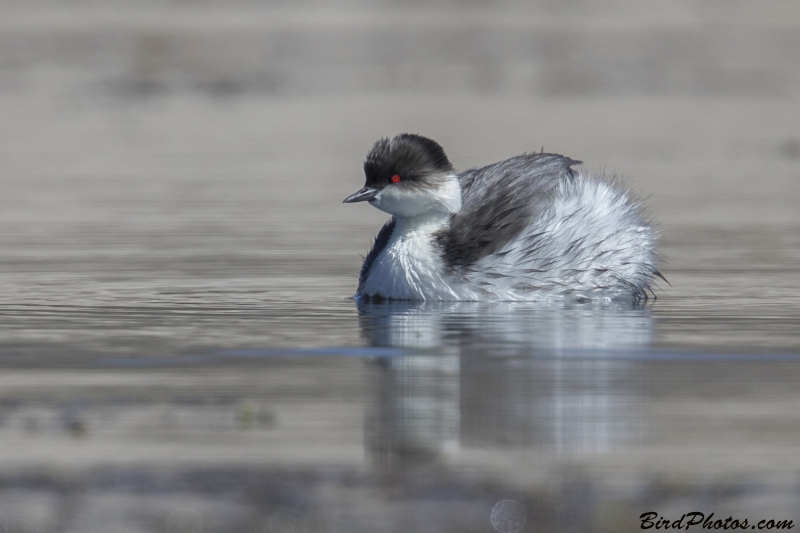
390,174 -> 401,183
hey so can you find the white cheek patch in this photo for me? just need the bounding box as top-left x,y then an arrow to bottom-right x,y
369,175 -> 462,218
371,187 -> 439,218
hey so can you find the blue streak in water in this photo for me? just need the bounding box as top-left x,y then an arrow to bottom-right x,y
94,347 -> 800,368
215,347 -> 405,358
96,347 -> 406,367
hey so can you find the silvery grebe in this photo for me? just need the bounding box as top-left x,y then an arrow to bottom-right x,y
344,134 -> 661,302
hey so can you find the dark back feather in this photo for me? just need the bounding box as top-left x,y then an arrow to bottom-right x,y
359,218 -> 396,288
437,153 -> 580,270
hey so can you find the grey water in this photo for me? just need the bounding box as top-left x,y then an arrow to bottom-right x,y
2,2 -> 800,532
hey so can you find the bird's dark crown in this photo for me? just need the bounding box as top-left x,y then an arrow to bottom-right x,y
363,134 -> 454,188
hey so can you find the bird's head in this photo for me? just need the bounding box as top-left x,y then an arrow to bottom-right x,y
344,134 -> 462,218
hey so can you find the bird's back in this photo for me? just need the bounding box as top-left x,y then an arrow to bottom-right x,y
437,153 -> 580,271
454,168 -> 659,302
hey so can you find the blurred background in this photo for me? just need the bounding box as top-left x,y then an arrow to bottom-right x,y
0,1 -> 799,532
1,0 -> 799,350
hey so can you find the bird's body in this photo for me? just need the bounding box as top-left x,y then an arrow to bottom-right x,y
344,134 -> 660,303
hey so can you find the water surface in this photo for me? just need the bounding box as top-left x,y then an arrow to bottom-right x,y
1,5 -> 800,530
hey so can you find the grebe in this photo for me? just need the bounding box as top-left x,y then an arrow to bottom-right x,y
344,134 -> 660,302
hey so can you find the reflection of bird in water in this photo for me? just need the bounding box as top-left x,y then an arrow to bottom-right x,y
358,301 -> 650,463
356,300 -> 653,352
344,134 -> 662,302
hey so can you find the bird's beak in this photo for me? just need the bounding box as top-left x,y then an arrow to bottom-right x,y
342,186 -> 379,203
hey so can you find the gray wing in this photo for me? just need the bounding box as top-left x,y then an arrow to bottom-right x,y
438,153 -> 580,270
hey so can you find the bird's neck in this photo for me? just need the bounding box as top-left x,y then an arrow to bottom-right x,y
434,173 -> 463,215
392,176 -> 461,236
393,211 -> 452,238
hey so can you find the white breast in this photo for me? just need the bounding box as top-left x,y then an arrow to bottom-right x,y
360,215 -> 463,300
